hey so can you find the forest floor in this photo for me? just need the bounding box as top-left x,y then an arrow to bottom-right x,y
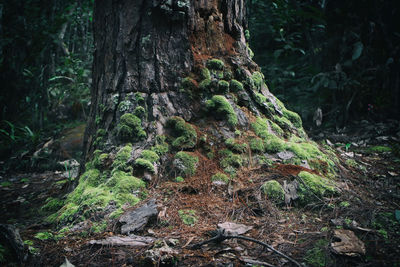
1,120 -> 400,266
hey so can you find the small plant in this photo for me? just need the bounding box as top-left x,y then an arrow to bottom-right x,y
178,209 -> 198,226
339,201 -> 350,207
20,178 -> 29,183
304,239 -> 331,267
175,176 -> 184,182
211,172 -> 230,183
34,231 -> 54,241
0,181 -> 12,187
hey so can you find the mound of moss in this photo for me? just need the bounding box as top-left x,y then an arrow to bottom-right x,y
117,113 -> 146,141
297,171 -> 336,204
167,116 -> 197,149
174,152 -> 199,177
206,95 -> 238,127
262,180 -> 284,203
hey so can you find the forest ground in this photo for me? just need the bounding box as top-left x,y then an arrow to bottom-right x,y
1,120 -> 400,266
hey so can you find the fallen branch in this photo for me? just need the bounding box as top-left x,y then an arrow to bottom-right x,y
190,229 -> 302,267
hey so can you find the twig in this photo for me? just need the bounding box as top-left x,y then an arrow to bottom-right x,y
190,229 -> 302,267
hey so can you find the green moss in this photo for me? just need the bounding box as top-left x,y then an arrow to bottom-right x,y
111,144 -> 132,172
218,80 -> 230,93
178,209 -> 198,226
367,145 -> 392,153
134,92 -> 145,103
118,100 -> 132,113
135,158 -> 155,173
176,176 -> 184,182
251,117 -> 269,139
206,95 -> 238,127
211,172 -> 230,183
35,232 -> 54,241
151,135 -> 169,156
201,68 -> 211,80
220,153 -> 243,169
81,168 -> 102,186
109,208 -> 124,219
262,180 -> 284,202
249,137 -> 265,153
264,136 -> 286,153
304,239 -> 331,267
273,114 -> 293,129
252,71 -> 264,89
206,59 -> 224,70
254,93 -> 267,105
182,77 -> 197,90
199,78 -> 211,90
174,152 -> 199,176
133,106 -> 146,118
283,109 -> 302,128
140,150 -> 160,163
297,171 -> 336,203
225,138 -> 248,153
230,79 -> 244,92
41,197 -> 64,212
91,221 -> 108,233
117,113 -> 146,141
96,129 -> 106,137
167,116 -> 197,149
269,120 -> 284,136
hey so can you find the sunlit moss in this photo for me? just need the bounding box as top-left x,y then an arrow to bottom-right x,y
297,171 -> 336,203
218,80 -> 230,93
249,137 -> 265,153
262,180 -> 284,202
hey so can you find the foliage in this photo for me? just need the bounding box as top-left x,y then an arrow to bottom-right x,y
248,0 -> 400,127
178,209 -> 198,226
304,239 -> 331,267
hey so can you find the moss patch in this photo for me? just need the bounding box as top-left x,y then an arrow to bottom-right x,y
54,144 -> 146,224
262,180 -> 284,203
367,145 -> 392,153
174,152 -> 199,177
151,135 -> 169,156
304,239 -> 331,267
206,95 -> 238,127
206,59 -> 224,70
249,137 -> 265,153
218,80 -> 230,94
225,138 -> 248,153
297,171 -> 336,204
178,209 -> 198,226
167,116 -> 197,149
211,172 -> 230,183
230,79 -> 244,92
117,113 -> 146,141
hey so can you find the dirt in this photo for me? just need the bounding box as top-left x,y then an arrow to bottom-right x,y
1,121 -> 400,266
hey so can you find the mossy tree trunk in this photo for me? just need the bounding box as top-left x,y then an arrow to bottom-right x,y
59,0 -> 336,224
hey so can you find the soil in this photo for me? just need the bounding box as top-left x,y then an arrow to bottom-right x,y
1,121 -> 399,266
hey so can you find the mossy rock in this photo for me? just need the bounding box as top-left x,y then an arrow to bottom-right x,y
117,113 -> 146,141
206,59 -> 224,70
230,79 -> 244,92
174,151 -> 199,177
225,138 -> 248,153
167,116 -> 197,149
249,137 -> 265,153
218,80 -> 230,94
205,95 -> 238,127
297,171 -> 336,204
262,180 -> 284,202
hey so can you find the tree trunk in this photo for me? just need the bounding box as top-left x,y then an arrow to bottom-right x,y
64,0 -> 333,225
